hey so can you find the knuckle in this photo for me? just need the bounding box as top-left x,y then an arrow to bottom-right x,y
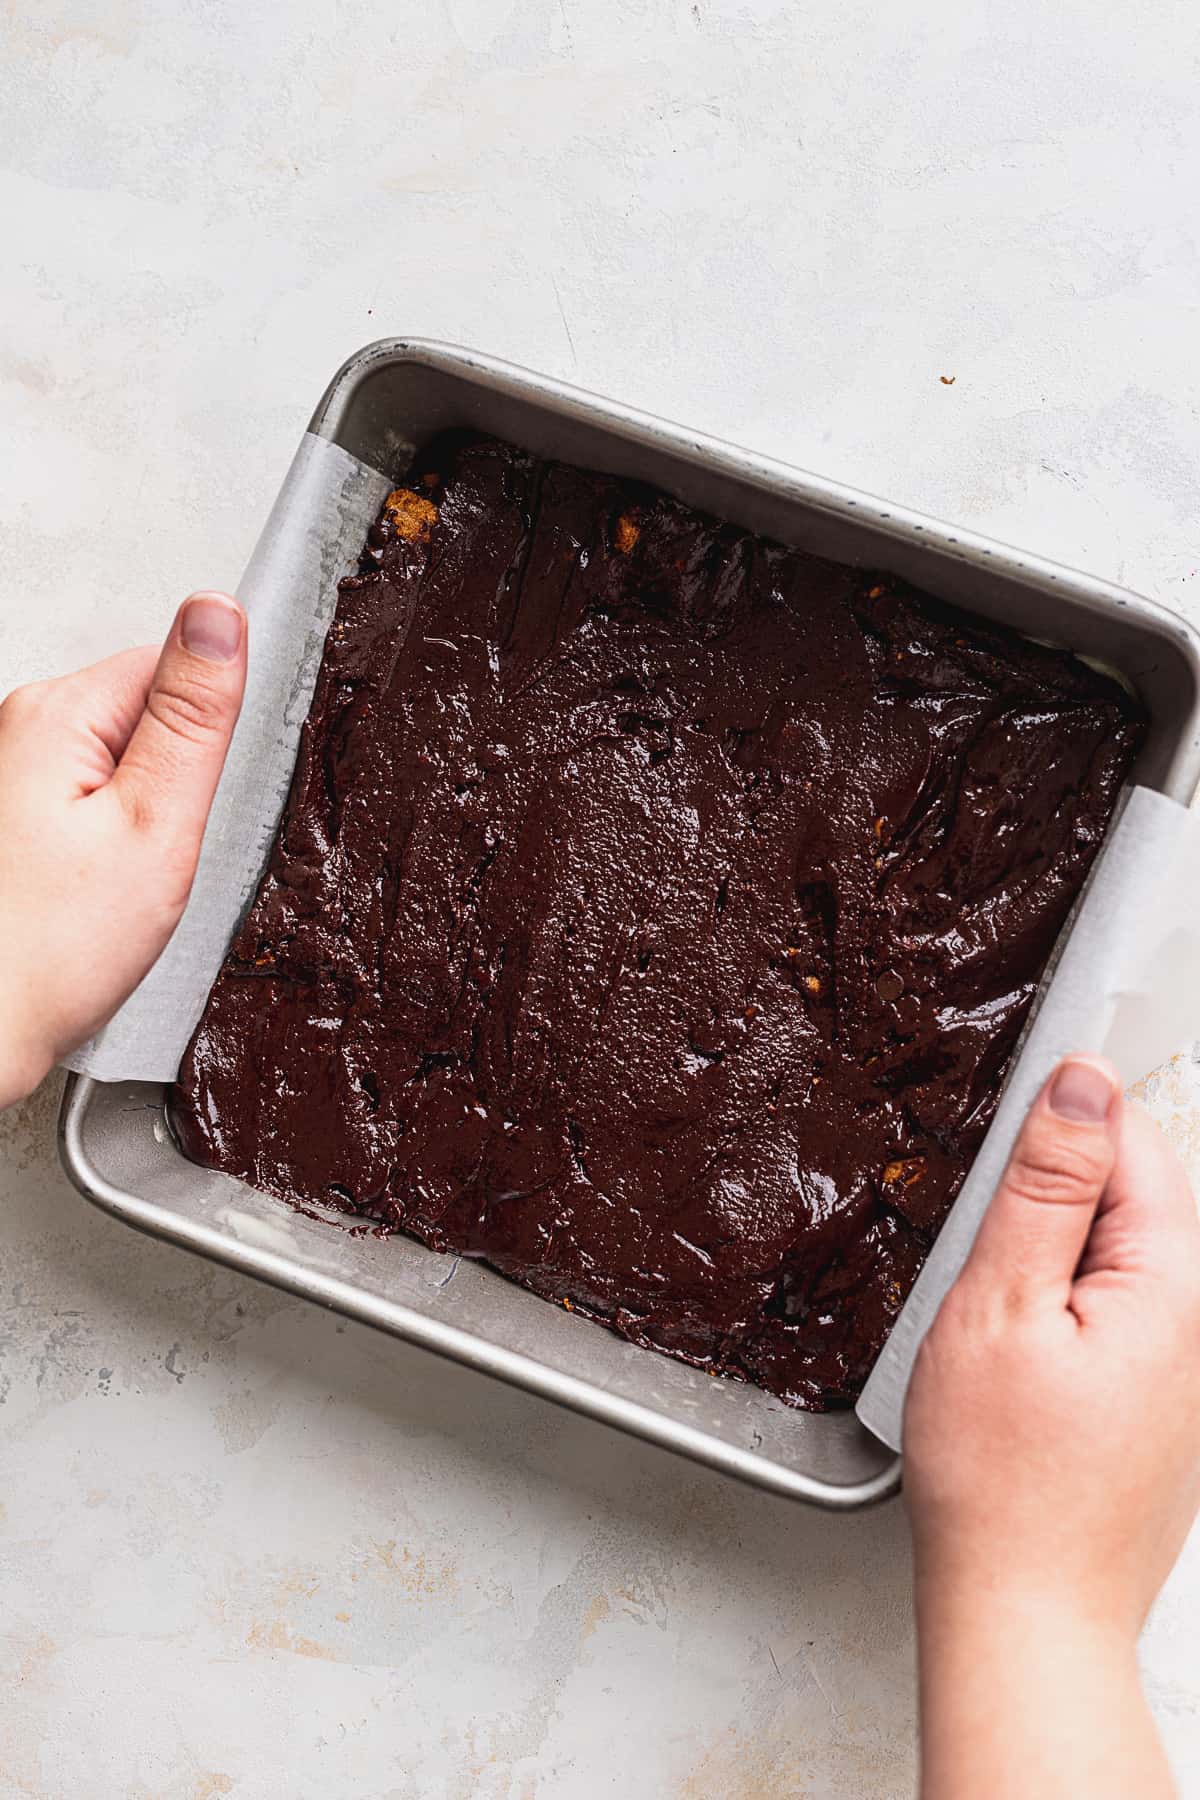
141,840 -> 198,916
145,676 -> 227,745
117,779 -> 156,836
115,779 -> 203,899
930,1283 -> 974,1342
920,1291 -> 982,1373
1004,1138 -> 1104,1207
0,679 -> 49,729
906,1306 -> 988,1452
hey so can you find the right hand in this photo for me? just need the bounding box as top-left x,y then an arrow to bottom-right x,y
905,1055 -> 1200,1798
906,1055 -> 1200,1636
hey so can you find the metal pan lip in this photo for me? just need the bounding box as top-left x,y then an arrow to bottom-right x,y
57,336 -> 1200,1509
310,336 -> 1200,810
58,1071 -> 902,1511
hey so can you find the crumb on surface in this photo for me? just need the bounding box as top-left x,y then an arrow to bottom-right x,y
614,513 -> 641,554
882,1157 -> 927,1188
384,488 -> 439,540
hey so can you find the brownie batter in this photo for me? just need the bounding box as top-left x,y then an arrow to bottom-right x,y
171,435 -> 1143,1409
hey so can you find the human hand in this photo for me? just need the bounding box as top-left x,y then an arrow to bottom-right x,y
0,592 -> 247,1108
905,1054 -> 1200,1798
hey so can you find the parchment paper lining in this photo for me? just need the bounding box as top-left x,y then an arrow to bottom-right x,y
64,433 -> 1200,1452
65,434 -> 391,1081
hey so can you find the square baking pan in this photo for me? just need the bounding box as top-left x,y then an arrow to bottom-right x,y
59,340 -> 1200,1509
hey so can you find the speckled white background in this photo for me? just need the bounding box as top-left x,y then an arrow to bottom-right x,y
3,3 -> 1200,1796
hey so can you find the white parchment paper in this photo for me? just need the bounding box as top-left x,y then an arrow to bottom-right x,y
64,435 -> 1200,1451
858,782 -> 1200,1451
65,433 -> 392,1081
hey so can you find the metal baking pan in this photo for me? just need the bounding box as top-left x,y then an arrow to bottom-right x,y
58,339 -> 1200,1509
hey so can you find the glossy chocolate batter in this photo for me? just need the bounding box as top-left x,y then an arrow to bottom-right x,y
171,434 -> 1143,1408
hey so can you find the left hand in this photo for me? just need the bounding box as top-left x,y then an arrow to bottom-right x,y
0,590 -> 247,1107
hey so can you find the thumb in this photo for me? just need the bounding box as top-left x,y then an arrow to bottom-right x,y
961,1055 -> 1122,1307
110,591 -> 247,870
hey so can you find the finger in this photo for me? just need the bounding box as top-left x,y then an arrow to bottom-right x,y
109,592 -> 247,863
960,1055 -> 1122,1307
62,645 -> 160,766
1077,1102 -> 1200,1281
0,646 -> 158,796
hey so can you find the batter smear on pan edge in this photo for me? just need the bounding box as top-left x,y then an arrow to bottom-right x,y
171,434 -> 1142,1409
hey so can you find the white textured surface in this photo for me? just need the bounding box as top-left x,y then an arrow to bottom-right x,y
3,4 -> 1200,1795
